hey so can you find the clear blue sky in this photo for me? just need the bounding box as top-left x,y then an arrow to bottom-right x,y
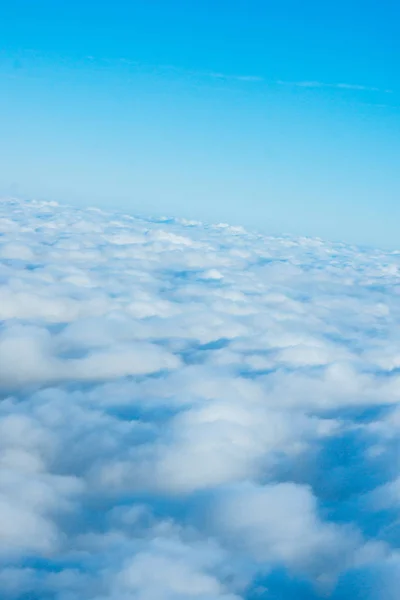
1,0 -> 399,247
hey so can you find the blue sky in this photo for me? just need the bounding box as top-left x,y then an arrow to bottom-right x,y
0,0 -> 399,247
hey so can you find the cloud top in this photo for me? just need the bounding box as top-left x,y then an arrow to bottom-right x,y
0,197 -> 400,598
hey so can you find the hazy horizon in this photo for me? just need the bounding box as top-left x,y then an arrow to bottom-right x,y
1,0 -> 399,247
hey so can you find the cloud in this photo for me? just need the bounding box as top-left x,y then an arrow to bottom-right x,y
277,80 -> 392,93
0,413 -> 83,558
1,196 -> 400,598
126,61 -> 265,84
111,538 -> 242,600
114,59 -> 389,92
206,72 -> 264,83
0,323 -> 180,389
209,482 -> 386,588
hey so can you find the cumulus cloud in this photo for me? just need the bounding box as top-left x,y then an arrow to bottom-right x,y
1,197 -> 400,598
208,481 -> 387,590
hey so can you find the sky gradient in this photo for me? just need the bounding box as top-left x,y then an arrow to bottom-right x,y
1,0 -> 399,247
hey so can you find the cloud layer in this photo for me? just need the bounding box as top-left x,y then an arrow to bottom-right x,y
1,197 -> 400,598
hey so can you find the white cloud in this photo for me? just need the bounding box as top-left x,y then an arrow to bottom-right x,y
1,196 -> 400,598
210,482 -> 364,581
277,80 -> 391,93
113,541 -> 241,600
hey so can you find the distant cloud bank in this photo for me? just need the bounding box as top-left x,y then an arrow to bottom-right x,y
1,197 -> 400,599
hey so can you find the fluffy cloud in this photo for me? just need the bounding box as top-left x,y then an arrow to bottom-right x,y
1,197 -> 400,598
208,481 -> 387,589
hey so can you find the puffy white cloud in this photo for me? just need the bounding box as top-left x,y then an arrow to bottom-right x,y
111,538 -> 242,600
0,324 -> 180,389
1,196 -> 400,599
209,482 -> 368,583
0,414 -> 83,557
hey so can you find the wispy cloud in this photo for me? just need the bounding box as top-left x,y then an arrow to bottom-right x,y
106,58 -> 265,84
86,57 -> 393,94
206,72 -> 264,83
156,64 -> 265,83
277,80 -> 393,93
